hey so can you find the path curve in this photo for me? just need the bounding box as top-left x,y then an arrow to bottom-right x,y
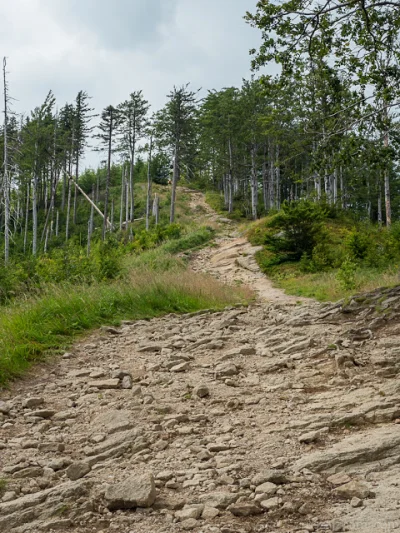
184,188 -> 305,304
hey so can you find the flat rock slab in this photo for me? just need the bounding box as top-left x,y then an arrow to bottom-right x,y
105,473 -> 156,510
294,425 -> 400,472
91,410 -> 134,435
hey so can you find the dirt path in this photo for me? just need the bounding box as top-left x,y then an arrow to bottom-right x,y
1,190 -> 400,533
185,189 -> 304,304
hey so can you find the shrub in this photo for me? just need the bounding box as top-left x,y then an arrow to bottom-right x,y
336,257 -> 358,290
265,200 -> 328,260
346,229 -> 370,260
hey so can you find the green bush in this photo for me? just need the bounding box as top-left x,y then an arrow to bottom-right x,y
265,200 -> 329,260
346,229 -> 370,260
336,257 -> 358,290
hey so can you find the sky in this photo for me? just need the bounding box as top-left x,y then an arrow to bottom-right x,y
0,0 -> 265,168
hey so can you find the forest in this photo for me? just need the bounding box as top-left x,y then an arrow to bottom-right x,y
0,2 -> 399,349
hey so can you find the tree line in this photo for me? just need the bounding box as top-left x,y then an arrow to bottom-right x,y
2,1 -> 400,264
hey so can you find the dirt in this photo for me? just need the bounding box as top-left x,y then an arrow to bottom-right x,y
1,189 -> 400,533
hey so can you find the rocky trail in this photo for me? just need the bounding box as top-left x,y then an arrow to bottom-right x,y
1,191 -> 400,533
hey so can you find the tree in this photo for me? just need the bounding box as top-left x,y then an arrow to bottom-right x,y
2,58 -> 10,264
118,91 -> 150,221
94,105 -> 121,239
154,84 -> 199,222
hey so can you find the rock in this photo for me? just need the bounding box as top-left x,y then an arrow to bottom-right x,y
193,384 -> 210,398
199,491 -> 239,509
66,462 -> 91,481
215,363 -> 238,378
331,519 -> 345,532
176,504 -> 204,520
132,385 -> 143,397
351,496 -> 363,508
121,375 -> 133,389
327,473 -> 352,486
255,482 -> 277,496
299,430 -> 322,444
333,480 -> 373,500
1,491 -> 16,503
88,379 -> 120,390
22,397 -> 44,409
170,362 -> 190,372
202,506 -> 220,519
294,425 -> 400,472
13,467 -> 44,479
252,470 -> 288,486
260,497 -> 280,511
105,473 -> 156,510
181,518 -> 198,531
25,409 -> 55,419
0,401 -> 11,415
91,410 -> 134,435
228,502 -> 263,516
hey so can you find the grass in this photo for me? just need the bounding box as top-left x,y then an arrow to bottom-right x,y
262,260 -> 400,302
0,269 -> 251,387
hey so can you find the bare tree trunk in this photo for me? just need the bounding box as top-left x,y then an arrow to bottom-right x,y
119,164 -> 124,231
275,144 -> 281,210
333,168 -> 338,205
146,137 -> 153,230
3,58 -> 10,264
102,115 -> 113,239
129,133 -> 136,221
87,188 -> 94,256
228,139 -> 234,214
66,178 -> 71,242
153,194 -> 160,225
110,199 -> 114,231
378,179 -> 383,227
170,145 -> 179,223
61,169 -> 66,211
383,104 -> 391,226
262,142 -> 268,212
269,140 -> 275,209
23,182 -> 30,254
250,143 -> 258,220
56,210 -> 59,237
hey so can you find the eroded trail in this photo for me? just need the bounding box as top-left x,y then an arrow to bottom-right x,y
1,190 -> 400,533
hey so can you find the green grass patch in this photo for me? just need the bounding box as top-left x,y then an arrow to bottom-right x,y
0,270 -> 251,387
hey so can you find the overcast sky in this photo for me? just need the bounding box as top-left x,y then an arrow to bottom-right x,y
1,0 -> 264,167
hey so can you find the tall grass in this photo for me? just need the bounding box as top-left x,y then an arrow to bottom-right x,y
0,270 -> 252,386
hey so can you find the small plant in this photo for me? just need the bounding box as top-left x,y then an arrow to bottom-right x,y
0,478 -> 7,495
336,257 -> 358,291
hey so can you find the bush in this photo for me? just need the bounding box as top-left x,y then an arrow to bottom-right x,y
336,257 -> 358,290
346,229 -> 370,260
264,200 -> 329,260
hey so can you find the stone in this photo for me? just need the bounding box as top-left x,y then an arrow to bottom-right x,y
294,425 -> 400,472
25,409 -> 55,419
88,379 -> 120,390
22,397 -> 44,409
121,375 -> 133,389
181,519 -> 198,531
260,497 -> 280,511
105,473 -> 156,510
331,519 -> 345,532
333,480 -> 373,500
255,482 -> 277,496
0,401 -> 11,415
12,467 -> 44,479
91,410 -> 133,435
176,504 -> 204,520
327,473 -> 352,486
252,470 -> 288,486
299,430 -> 322,444
351,497 -> 363,508
215,363 -> 238,378
199,491 -> 239,509
1,491 -> 16,503
193,384 -> 210,398
132,385 -> 143,397
202,506 -> 220,519
228,502 -> 263,516
66,462 -> 91,481
170,362 -> 190,373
